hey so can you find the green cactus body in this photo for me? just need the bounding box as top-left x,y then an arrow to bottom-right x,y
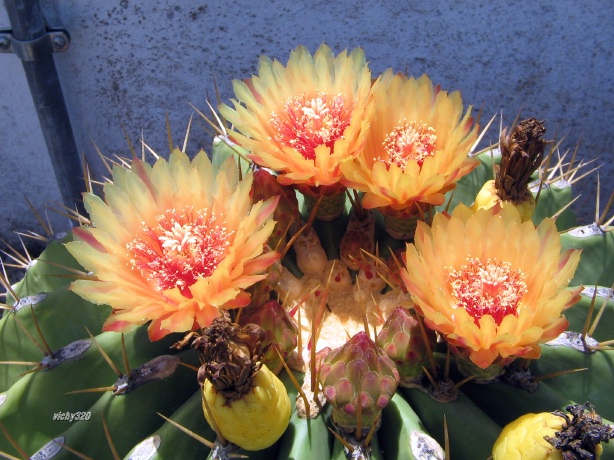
560,224 -> 614,287
129,391 -> 214,460
8,235 -> 82,298
52,350 -> 197,458
0,288 -> 111,391
1,129 -> 614,460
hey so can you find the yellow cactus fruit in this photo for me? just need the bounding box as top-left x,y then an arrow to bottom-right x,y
492,412 -> 565,460
192,313 -> 291,451
471,118 -> 547,222
472,179 -> 536,222
493,403 -> 613,460
202,364 -> 291,451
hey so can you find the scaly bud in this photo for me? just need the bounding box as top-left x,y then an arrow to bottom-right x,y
376,307 -> 436,386
246,255 -> 283,308
318,331 -> 400,433
239,300 -> 299,374
251,168 -> 299,249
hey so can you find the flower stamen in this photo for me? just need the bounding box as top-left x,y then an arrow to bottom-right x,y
270,91 -> 354,160
127,207 -> 233,296
381,120 -> 437,170
448,258 -> 527,325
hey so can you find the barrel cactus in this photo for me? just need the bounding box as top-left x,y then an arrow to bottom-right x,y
1,44 -> 614,460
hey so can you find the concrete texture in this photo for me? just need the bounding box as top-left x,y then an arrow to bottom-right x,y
1,0 -> 613,273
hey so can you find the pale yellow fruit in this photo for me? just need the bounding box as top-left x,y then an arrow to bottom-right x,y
492,412 -> 565,460
202,364 -> 291,451
493,411 -> 606,460
471,179 -> 536,222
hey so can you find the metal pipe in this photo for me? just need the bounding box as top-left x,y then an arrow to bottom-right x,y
4,0 -> 85,218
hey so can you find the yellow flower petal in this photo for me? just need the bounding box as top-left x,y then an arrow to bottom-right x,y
220,43 -> 373,188
340,70 -> 479,214
401,204 -> 581,368
66,150 -> 278,340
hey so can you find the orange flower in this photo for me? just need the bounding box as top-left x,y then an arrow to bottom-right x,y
66,150 -> 279,340
219,44 -> 373,188
400,205 -> 582,369
341,71 -> 479,215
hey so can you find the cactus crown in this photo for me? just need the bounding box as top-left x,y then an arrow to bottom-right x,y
496,117 -> 547,202
193,312 -> 268,401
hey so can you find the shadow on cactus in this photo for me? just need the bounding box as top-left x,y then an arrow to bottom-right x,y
1,43 -> 614,460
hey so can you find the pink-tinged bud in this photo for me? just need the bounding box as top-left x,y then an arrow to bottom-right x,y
238,300 -> 298,374
339,210 -> 376,271
376,307 -> 436,385
251,169 -> 299,249
318,331 -> 399,431
246,256 -> 283,308
385,248 -> 408,293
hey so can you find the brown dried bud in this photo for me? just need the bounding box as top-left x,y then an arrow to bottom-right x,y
545,402 -> 614,459
496,118 -> 548,202
193,312 -> 268,401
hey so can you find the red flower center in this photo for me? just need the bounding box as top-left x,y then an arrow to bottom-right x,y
127,207 -> 233,297
382,120 -> 437,170
270,91 -> 353,160
448,258 -> 527,325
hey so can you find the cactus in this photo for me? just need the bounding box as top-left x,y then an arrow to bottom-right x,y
2,143 -> 614,460
2,45 -> 614,460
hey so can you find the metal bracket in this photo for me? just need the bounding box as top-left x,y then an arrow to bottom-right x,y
0,28 -> 69,61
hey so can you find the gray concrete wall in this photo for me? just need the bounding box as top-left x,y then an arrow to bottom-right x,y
1,1 -> 613,267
